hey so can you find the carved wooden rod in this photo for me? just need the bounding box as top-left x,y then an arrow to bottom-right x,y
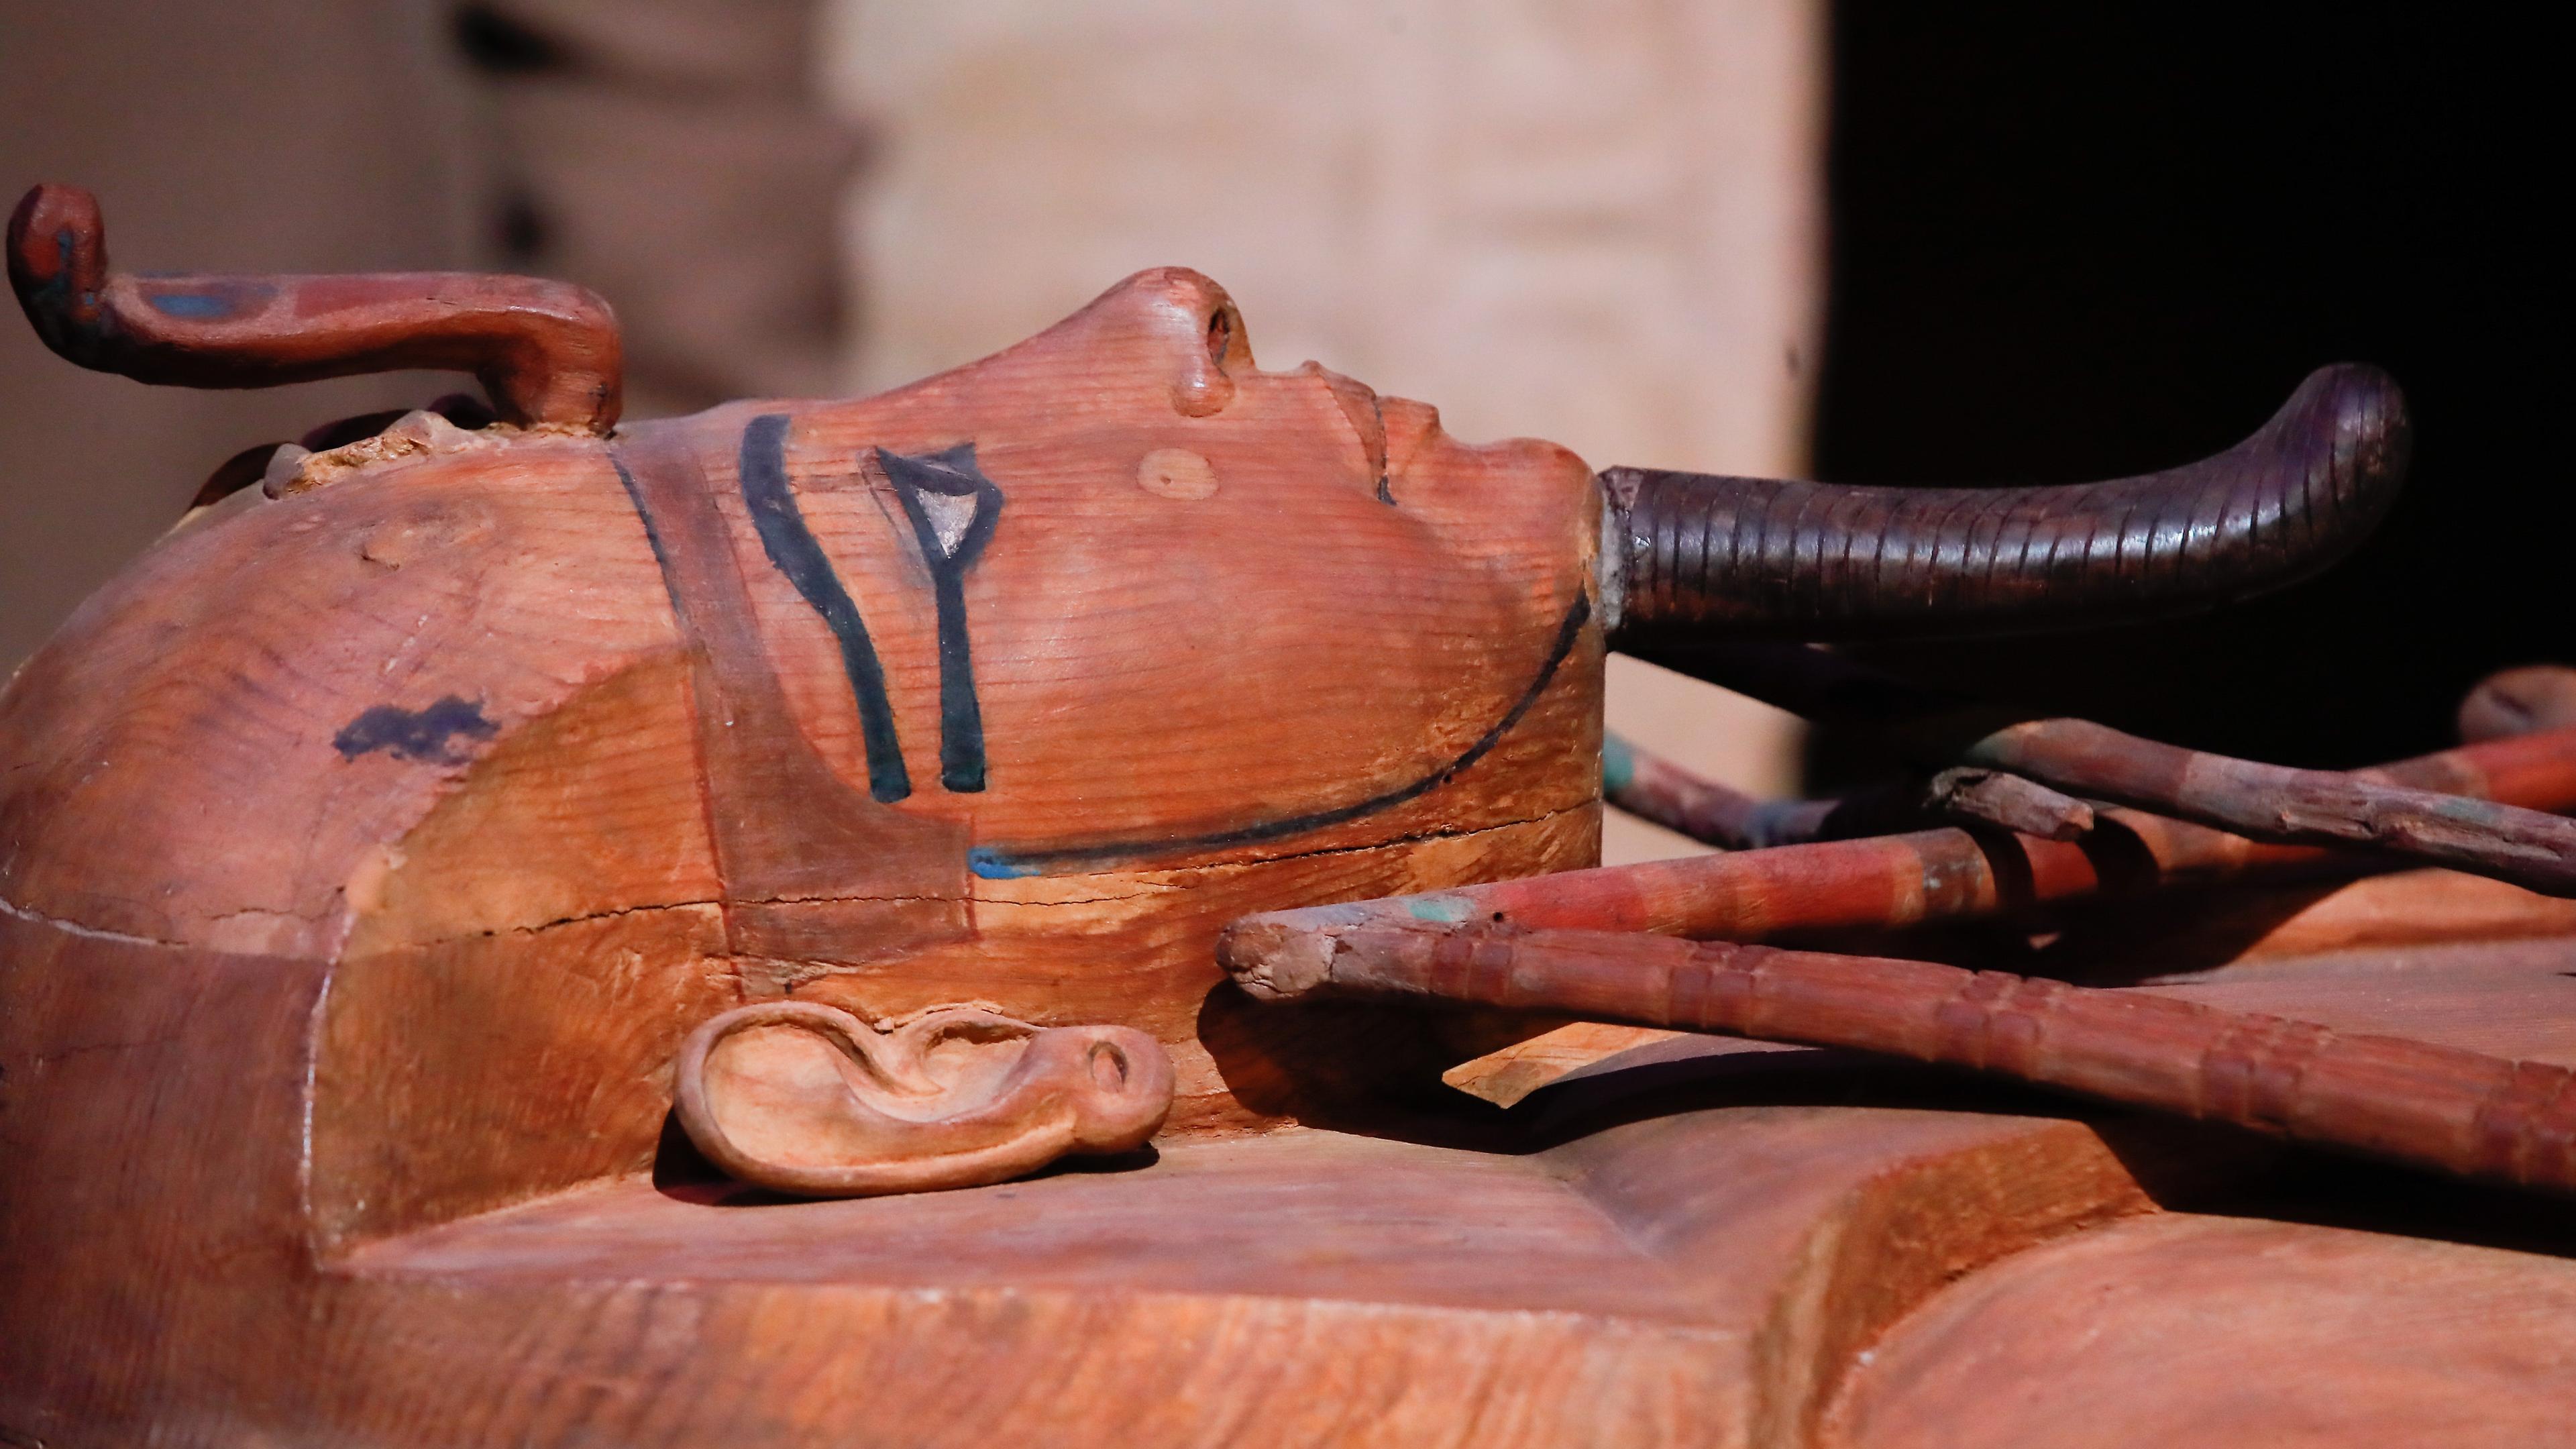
1606,733 -> 2096,848
1629,641 -> 2576,898
6,183 -> 621,432
1224,920 -> 2576,1195
1229,725 -> 2576,949
1602,733 -> 1839,848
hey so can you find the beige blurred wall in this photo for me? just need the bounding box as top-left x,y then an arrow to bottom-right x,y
0,0 -> 477,668
824,0 -> 1822,861
466,0 -> 861,418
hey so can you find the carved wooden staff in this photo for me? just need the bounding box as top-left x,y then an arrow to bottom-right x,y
1625,639 -> 2576,896
1606,733 -> 2098,847
1239,724 -> 2576,947
1221,919 -> 2576,1195
1601,733 -> 1845,847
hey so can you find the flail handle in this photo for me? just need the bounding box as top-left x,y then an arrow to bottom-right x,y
7,183 -> 621,433
1228,920 -> 2576,1195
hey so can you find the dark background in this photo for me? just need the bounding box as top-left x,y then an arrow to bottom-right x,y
1811,4 -> 2557,780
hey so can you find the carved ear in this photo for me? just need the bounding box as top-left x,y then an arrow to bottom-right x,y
671,1002 -> 1173,1197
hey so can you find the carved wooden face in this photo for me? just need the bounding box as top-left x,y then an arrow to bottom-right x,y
0,266 -> 1606,1152
724,266 -> 1601,881
588,267 -> 1607,1121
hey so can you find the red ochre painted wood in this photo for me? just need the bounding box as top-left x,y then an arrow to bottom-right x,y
0,258 -> 1619,1443
15,904 -> 2576,1446
6,184 -> 2567,1446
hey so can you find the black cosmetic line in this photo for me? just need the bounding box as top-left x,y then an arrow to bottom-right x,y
738,413 -> 912,802
969,592 -> 1592,878
1370,392 -> 1396,506
879,443 -> 1005,792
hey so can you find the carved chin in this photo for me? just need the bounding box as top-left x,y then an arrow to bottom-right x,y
672,1001 -> 1175,1197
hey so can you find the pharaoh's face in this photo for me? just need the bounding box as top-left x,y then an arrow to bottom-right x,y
733,266 -> 1605,879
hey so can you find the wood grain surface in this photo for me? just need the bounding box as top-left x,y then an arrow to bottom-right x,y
0,266 -> 1616,1443
1822,1214 -> 2576,1448
0,265 -> 1603,1152
5,258 -> 2571,1444
15,898 -> 2576,1446
0,897 -> 2194,1446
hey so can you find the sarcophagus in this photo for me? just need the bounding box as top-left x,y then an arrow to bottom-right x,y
5,183 -> 2573,1447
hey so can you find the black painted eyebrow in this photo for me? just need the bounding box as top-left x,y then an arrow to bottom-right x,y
738,413 -> 912,802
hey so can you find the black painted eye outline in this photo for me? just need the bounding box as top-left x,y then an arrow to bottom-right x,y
879,443 -> 1005,794
1372,387 -> 1396,506
738,417 -> 1008,802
